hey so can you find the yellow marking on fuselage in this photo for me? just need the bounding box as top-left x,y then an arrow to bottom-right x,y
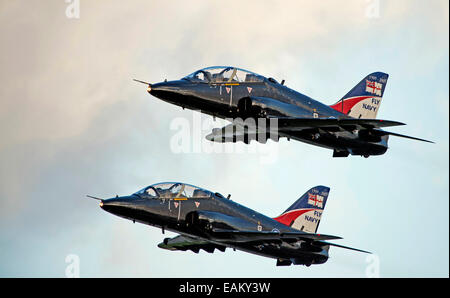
210,83 -> 240,86
174,198 -> 188,201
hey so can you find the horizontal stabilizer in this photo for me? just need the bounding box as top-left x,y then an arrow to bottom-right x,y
317,241 -> 371,254
376,130 -> 434,143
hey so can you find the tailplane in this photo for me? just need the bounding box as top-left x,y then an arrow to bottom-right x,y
273,186 -> 330,233
330,72 -> 389,119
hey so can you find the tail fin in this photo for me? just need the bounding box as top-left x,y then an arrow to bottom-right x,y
273,186 -> 330,233
330,72 -> 389,119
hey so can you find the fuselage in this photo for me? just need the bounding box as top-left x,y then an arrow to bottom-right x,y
147,66 -> 389,157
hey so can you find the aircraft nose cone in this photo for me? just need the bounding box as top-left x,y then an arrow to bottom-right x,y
149,80 -> 193,96
100,196 -> 137,216
150,81 -> 181,93
148,80 -> 192,105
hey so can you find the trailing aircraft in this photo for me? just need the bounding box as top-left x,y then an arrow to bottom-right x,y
90,182 -> 369,266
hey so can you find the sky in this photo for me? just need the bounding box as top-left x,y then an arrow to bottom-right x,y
0,0 -> 448,277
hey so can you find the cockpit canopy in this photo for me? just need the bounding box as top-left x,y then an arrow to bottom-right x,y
134,182 -> 216,199
183,66 -> 265,83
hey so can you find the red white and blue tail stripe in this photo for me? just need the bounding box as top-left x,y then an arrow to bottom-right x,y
330,72 -> 389,119
273,186 -> 330,233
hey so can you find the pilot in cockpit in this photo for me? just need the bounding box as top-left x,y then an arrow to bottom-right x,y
136,182 -> 214,200
192,70 -> 211,82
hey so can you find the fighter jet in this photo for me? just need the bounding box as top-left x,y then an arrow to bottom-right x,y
92,182 -> 369,266
135,66 -> 432,157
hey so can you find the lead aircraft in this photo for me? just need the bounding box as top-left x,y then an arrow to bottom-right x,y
91,183 -> 369,266
135,66 -> 432,157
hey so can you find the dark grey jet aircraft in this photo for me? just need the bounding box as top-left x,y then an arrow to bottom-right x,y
92,182 -> 369,266
135,66 -> 432,157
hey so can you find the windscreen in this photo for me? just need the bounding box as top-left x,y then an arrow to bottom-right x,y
183,66 -> 264,83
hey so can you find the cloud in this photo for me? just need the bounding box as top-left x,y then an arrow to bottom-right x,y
0,0 -> 448,277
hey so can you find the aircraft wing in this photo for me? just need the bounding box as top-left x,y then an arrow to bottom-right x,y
157,235 -> 226,254
205,118 -> 433,144
210,228 -> 342,242
158,232 -> 370,254
205,118 -> 406,143
210,229 -> 370,254
276,117 -> 405,132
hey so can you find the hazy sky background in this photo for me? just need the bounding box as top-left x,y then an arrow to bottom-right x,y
0,0 -> 448,277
